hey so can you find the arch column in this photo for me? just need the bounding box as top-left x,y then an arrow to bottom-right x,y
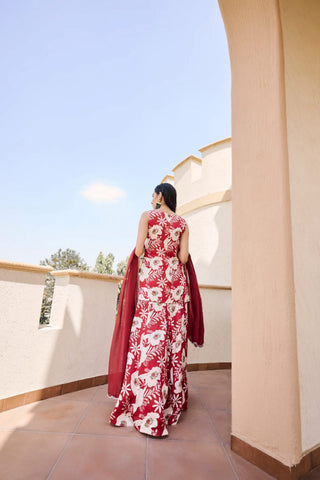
218,0 -> 303,476
218,0 -> 320,477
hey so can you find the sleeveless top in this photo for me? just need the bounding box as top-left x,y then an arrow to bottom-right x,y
137,209 -> 190,305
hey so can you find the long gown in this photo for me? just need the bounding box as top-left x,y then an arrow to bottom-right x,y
109,209 -> 190,437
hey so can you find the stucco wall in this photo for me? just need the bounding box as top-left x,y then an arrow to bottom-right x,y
174,140 -> 232,206
184,203 -> 231,285
188,287 -> 231,364
219,0 -> 302,466
198,141 -> 232,195
0,264 -> 119,399
170,138 -> 232,286
279,0 -> 320,454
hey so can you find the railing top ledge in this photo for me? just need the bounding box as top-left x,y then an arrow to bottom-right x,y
0,260 -> 53,274
51,269 -> 123,283
199,284 -> 232,290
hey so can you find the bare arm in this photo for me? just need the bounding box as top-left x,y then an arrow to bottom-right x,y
178,224 -> 189,264
135,211 -> 149,257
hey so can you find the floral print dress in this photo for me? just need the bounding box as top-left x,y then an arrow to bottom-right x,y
109,209 -> 190,436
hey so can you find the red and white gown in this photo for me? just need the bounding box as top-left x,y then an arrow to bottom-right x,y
109,209 -> 190,436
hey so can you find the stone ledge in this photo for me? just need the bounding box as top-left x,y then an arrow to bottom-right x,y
198,136 -> 232,154
51,270 -> 123,282
0,260 -> 53,274
177,189 -> 232,216
199,284 -> 232,290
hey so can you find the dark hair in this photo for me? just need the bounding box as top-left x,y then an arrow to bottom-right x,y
154,183 -> 177,213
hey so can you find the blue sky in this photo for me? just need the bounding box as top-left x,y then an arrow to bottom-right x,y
0,0 -> 230,269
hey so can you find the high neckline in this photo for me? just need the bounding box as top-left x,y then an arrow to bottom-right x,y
156,209 -> 176,217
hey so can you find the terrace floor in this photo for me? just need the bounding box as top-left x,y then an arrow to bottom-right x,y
0,370 -> 319,480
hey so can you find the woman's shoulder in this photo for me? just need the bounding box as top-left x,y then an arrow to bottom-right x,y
145,209 -> 188,229
140,210 -> 158,224
175,214 -> 188,230
141,210 -> 151,218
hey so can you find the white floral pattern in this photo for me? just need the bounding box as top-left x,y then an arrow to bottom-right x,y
145,366 -> 162,386
139,264 -> 150,282
110,210 -> 190,437
170,227 -> 182,241
172,286 -> 184,301
149,225 -> 162,239
149,256 -> 163,269
147,287 -> 162,301
136,412 -> 160,435
149,330 -> 165,346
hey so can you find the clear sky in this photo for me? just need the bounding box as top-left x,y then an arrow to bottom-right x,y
0,0 -> 230,269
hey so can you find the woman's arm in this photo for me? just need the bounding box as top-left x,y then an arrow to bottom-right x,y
178,224 -> 189,264
135,211 -> 149,257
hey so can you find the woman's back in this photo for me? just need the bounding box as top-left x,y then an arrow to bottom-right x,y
138,210 -> 189,305
109,183 -> 203,437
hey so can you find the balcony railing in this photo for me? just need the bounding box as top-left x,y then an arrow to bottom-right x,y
0,260 -> 231,407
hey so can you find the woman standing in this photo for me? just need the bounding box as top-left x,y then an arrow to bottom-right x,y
108,183 -> 203,437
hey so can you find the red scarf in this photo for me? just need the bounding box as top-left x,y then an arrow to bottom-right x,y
107,250 -> 204,397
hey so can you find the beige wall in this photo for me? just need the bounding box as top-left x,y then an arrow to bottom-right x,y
279,0 -> 320,454
0,264 -> 52,398
184,203 -> 231,285
167,138 -> 232,286
219,0 -> 302,467
174,140 -> 232,207
179,140 -> 232,285
188,287 -> 231,364
0,264 -> 119,399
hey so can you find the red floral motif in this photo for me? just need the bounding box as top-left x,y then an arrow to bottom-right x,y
109,210 -> 190,436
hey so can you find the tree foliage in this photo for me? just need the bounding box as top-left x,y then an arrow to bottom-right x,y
39,248 -> 89,325
93,252 -> 115,275
40,248 -> 90,271
93,252 -> 107,274
39,248 -> 128,324
116,256 -> 129,276
116,256 -> 129,308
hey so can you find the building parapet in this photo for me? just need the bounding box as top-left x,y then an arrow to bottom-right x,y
172,155 -> 202,172
0,260 -> 53,274
160,174 -> 174,184
51,269 -> 123,282
177,189 -> 232,215
198,137 -> 232,155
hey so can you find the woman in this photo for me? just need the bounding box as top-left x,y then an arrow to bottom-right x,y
108,183 -> 203,437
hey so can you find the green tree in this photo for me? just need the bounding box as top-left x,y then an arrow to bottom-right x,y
116,256 -> 129,276
40,248 -> 90,271
105,252 -> 115,274
93,252 -> 115,274
39,248 -> 90,325
116,256 -> 129,308
93,251 -> 108,274
40,278 -> 55,325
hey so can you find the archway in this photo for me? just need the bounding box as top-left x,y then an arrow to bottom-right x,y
218,0 -> 320,477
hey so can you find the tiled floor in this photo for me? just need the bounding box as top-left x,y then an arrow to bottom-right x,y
0,370 -> 318,480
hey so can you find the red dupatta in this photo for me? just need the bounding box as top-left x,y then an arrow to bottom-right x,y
107,250 -> 204,398
184,257 -> 204,348
107,249 -> 139,398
